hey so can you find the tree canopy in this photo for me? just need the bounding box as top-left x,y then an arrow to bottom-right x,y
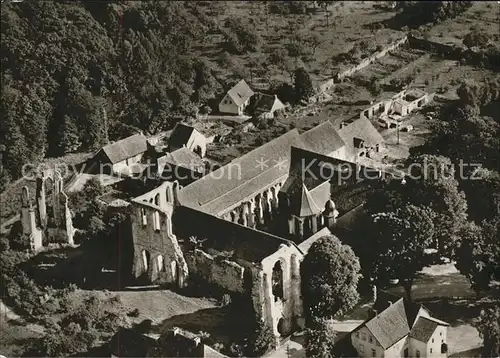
301,235 -> 361,322
0,1 -> 224,184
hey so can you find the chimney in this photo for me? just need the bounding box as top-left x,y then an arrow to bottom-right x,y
340,121 -> 347,129
193,337 -> 201,346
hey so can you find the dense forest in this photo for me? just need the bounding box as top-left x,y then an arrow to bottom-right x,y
0,1 -> 225,188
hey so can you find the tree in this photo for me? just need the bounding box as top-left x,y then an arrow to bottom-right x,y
364,205 -> 434,300
307,33 -> 323,55
244,319 -> 276,357
301,235 -> 361,321
456,223 -> 494,297
57,115 -> 81,155
476,307 -> 500,357
461,168 -> 500,223
305,317 -> 336,358
294,67 -> 314,103
463,27 -> 490,49
455,220 -> 500,298
405,154 -> 468,254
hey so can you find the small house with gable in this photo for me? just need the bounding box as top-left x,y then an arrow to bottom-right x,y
219,79 -> 255,115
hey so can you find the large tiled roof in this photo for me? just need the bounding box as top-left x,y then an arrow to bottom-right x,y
100,133 -> 148,164
227,79 -> 254,106
409,317 -> 439,343
301,121 -> 346,155
173,205 -> 298,263
338,117 -> 384,148
178,129 -> 303,214
168,123 -> 197,150
365,298 -> 411,349
178,122 -> 350,216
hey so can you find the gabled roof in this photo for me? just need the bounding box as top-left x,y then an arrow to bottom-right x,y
359,296 -> 447,350
226,79 -> 255,106
409,317 -> 440,343
168,123 -> 200,150
99,133 -> 148,164
160,147 -> 204,173
301,121 -> 346,155
254,93 -> 286,114
364,298 -> 411,349
338,117 -> 384,148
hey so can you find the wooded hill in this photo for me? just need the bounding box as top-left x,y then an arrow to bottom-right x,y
0,1 -> 225,188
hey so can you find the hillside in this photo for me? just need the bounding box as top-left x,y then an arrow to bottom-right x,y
0,1 -> 224,186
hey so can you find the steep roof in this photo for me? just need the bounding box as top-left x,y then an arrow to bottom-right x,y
301,121 -> 346,155
254,93 -> 286,114
409,317 -> 439,343
168,123 -> 198,150
173,205 -> 299,263
100,133 -> 148,164
280,173 -> 326,217
365,298 -> 411,349
338,117 -> 384,148
227,79 -> 255,106
160,147 -> 204,173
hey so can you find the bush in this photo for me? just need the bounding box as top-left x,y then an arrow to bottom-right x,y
128,308 -> 140,317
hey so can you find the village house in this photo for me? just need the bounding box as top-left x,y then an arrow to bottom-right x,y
338,117 -> 385,159
218,79 -> 255,115
90,133 -> 149,176
251,93 -> 286,119
167,122 -> 208,158
351,296 -> 449,358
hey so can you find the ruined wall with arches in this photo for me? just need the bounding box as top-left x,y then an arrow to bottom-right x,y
20,169 -> 75,250
254,243 -> 305,342
130,181 -> 189,287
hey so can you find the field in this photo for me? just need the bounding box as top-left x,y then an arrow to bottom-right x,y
197,1 -> 404,88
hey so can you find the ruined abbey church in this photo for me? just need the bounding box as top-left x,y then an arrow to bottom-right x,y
126,120 -> 394,340
20,170 -> 75,251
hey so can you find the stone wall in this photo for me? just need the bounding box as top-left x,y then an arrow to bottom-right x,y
130,181 -> 188,287
336,36 -> 408,82
184,249 -> 246,293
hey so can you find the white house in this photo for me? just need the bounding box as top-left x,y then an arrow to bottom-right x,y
351,297 -> 449,358
218,79 -> 254,115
